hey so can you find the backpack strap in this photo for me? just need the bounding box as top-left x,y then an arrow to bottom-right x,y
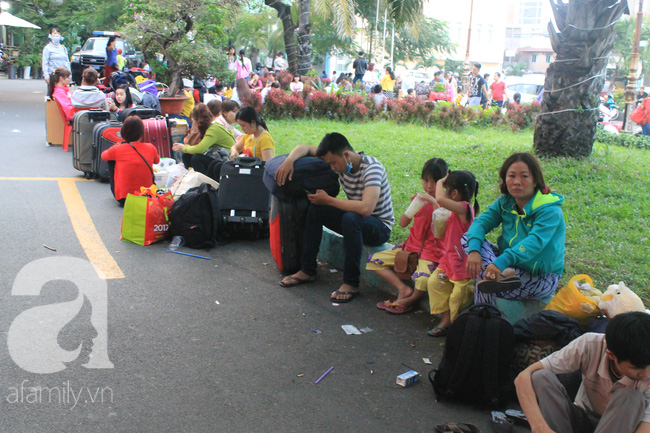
483,310 -> 502,407
445,313 -> 482,397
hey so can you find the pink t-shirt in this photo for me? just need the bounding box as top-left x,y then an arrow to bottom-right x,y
53,85 -> 75,121
402,203 -> 444,263
490,81 -> 506,101
437,201 -> 474,280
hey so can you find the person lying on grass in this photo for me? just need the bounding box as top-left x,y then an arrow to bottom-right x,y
275,132 -> 394,303
367,158 -> 448,315
515,311 -> 650,433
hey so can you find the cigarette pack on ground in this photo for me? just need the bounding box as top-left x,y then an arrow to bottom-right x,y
396,370 -> 421,387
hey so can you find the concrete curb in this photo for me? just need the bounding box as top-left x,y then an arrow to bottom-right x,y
317,227 -> 550,324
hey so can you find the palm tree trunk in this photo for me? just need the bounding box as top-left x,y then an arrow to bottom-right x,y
265,0 -> 298,74
296,0 -> 312,76
534,0 -> 628,158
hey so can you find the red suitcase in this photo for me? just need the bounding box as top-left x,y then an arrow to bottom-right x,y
142,117 -> 171,158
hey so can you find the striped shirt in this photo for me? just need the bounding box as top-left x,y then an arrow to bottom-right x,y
339,153 -> 394,229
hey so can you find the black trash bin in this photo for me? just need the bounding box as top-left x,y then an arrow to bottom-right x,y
7,64 -> 16,79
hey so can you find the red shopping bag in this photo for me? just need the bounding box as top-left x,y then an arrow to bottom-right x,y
121,185 -> 174,245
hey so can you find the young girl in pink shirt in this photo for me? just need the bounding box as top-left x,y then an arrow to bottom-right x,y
427,170 -> 480,337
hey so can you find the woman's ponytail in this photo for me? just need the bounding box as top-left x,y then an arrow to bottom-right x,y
47,72 -> 57,98
473,180 -> 480,217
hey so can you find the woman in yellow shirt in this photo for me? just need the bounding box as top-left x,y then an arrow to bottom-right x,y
230,106 -> 275,161
381,66 -> 396,99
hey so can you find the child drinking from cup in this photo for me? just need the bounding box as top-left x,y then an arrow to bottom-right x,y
427,170 -> 480,336
366,158 -> 449,314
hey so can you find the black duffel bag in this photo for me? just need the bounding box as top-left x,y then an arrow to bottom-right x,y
263,154 -> 340,201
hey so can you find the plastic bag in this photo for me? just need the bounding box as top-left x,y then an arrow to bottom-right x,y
165,164 -> 189,188
170,168 -> 219,200
431,207 -> 452,239
544,274 -> 600,328
121,185 -> 174,246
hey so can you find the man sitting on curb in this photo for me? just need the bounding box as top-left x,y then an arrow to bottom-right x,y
274,132 -> 394,303
515,311 -> 650,433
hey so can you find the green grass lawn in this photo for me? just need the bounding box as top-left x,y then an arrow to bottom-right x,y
269,119 -> 650,299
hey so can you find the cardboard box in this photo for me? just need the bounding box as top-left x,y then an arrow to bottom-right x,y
396,370 -> 420,387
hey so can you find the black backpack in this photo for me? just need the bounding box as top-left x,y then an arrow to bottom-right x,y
430,304 -> 515,408
169,183 -> 228,249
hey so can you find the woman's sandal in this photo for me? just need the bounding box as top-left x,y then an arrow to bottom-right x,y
376,299 -> 396,310
491,411 -> 514,433
477,276 -> 521,294
434,422 -> 482,433
385,303 -> 414,314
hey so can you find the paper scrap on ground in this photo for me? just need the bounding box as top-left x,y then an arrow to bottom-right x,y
215,300 -> 220,305
360,327 -> 374,333
11,129 -> 20,133
341,325 -> 362,335
329,269 -> 337,273
311,329 -> 322,334
331,302 -> 340,306
423,358 -> 431,365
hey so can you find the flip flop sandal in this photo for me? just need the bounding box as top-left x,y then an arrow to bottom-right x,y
330,290 -> 359,303
477,277 -> 522,294
279,275 -> 317,288
427,326 -> 448,337
376,299 -> 396,310
435,423 -> 482,433
504,409 -> 529,427
385,303 -> 414,314
491,411 -> 514,433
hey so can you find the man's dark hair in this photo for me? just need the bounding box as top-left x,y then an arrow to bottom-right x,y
271,81 -> 281,88
606,312 -> 650,367
434,70 -> 442,76
82,67 -> 98,85
358,51 -> 364,56
316,133 -> 353,157
215,84 -> 224,92
474,63 -> 482,70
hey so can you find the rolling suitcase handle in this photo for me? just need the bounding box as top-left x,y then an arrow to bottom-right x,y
233,156 -> 263,168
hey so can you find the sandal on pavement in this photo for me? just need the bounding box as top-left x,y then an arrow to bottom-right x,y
330,289 -> 359,303
427,326 -> 448,337
435,423 -> 482,433
279,274 -> 317,288
477,277 -> 521,294
491,411 -> 514,433
385,303 -> 414,314
504,409 -> 529,428
376,299 -> 396,310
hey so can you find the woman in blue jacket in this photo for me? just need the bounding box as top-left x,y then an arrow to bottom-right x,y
465,152 -> 565,305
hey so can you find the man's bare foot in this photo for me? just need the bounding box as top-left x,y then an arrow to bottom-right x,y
330,283 -> 359,303
279,270 -> 317,287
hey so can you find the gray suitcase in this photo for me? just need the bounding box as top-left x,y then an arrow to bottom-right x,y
72,109 -> 117,178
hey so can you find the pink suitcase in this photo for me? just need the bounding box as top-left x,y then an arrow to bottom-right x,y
143,117 -> 171,158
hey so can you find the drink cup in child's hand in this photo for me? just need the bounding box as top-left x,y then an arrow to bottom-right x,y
404,194 -> 426,218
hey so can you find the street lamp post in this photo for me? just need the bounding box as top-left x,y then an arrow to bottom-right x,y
462,0 -> 474,96
623,0 -> 644,133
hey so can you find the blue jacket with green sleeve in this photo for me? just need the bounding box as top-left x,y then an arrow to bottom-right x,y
465,190 -> 565,276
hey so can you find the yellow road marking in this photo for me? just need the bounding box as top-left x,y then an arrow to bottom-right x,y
57,179 -> 124,280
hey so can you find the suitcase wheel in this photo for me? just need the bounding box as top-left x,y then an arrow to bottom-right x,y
84,172 -> 94,179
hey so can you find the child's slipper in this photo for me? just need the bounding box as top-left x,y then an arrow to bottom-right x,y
427,326 -> 449,337
376,299 -> 396,310
491,411 -> 514,433
385,303 -> 414,314
434,423 -> 481,433
330,289 -> 359,303
504,409 -> 529,427
477,277 -> 521,294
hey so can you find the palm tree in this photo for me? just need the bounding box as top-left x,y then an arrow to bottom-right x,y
534,0 -> 628,158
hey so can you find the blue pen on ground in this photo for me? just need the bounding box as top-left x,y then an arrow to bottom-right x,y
167,250 -> 210,260
315,366 -> 334,384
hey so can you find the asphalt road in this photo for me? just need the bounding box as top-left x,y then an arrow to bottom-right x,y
0,78 -> 507,433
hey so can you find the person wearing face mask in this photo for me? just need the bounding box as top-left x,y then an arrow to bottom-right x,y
274,133 -> 394,303
42,28 -> 70,84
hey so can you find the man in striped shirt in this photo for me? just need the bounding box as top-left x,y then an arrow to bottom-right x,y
275,133 -> 394,303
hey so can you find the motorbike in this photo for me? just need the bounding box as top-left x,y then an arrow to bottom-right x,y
602,93 -> 619,120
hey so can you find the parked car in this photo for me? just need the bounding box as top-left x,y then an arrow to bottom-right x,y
505,74 -> 545,104
70,31 -> 144,84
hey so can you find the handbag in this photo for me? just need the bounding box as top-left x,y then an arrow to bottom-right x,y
630,102 -> 647,125
394,224 -> 429,280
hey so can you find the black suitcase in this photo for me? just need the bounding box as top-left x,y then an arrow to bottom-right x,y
269,196 -> 310,274
73,109 -> 117,178
92,121 -> 123,183
263,154 -> 340,200
219,157 -> 270,238
118,106 -> 162,123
